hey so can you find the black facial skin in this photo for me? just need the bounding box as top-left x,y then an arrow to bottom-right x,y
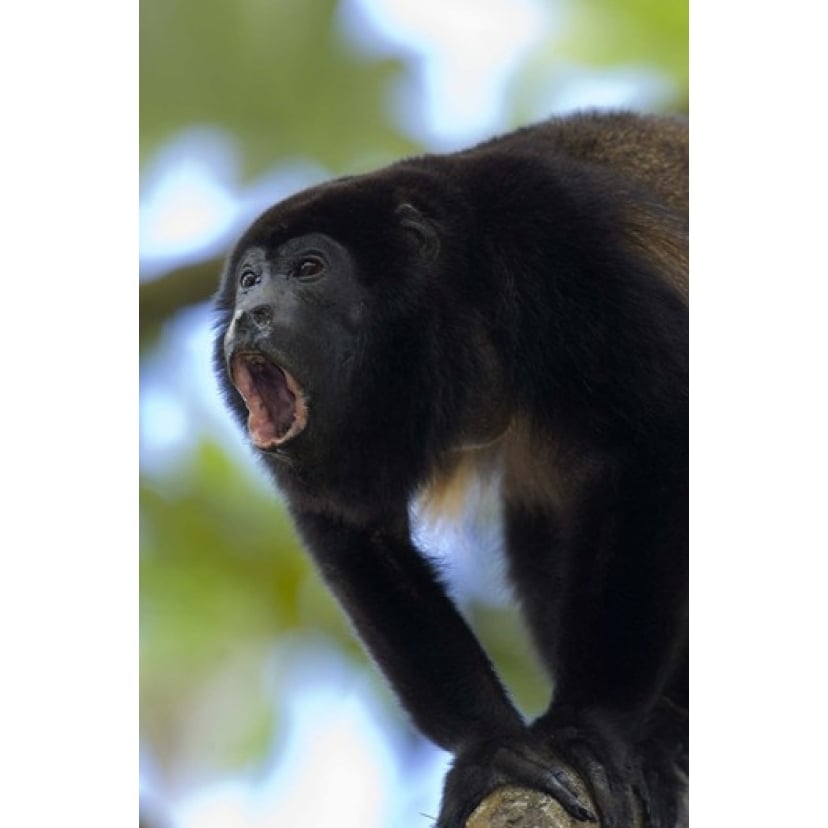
222,234 -> 368,461
214,111 -> 688,827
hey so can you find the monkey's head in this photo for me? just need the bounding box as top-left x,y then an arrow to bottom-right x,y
214,168 -> 509,506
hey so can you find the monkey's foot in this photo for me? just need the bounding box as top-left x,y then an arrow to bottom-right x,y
436,731 -> 597,828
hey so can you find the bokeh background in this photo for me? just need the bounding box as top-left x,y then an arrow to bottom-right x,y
139,2 -> 688,826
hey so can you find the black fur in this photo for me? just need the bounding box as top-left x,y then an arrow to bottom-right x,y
213,111 -> 688,827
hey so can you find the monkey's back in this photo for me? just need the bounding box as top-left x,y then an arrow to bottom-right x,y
484,111 -> 688,214
457,111 -> 688,301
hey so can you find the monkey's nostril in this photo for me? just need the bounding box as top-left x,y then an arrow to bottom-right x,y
250,305 -> 273,329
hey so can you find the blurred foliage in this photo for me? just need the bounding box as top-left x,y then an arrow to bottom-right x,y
141,442 -> 316,774
564,0 -> 688,92
140,0 -> 688,800
140,0 -> 421,180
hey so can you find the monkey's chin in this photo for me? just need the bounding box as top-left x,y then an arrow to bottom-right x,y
228,352 -> 308,449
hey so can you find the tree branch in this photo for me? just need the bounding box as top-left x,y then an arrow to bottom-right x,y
466,783 -> 613,828
139,255 -> 224,344
467,772 -> 688,828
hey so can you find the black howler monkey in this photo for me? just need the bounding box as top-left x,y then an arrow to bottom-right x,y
214,111 -> 688,827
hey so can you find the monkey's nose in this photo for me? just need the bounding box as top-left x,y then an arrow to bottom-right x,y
235,304 -> 274,333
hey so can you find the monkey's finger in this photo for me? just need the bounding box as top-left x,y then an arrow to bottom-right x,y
566,742 -> 635,828
493,747 -> 597,822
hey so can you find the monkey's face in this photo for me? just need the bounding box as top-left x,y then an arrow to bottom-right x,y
219,232 -> 370,463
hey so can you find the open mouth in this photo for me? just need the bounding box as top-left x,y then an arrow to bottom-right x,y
229,352 -> 308,450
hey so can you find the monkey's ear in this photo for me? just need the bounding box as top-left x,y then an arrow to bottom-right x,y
395,202 -> 440,262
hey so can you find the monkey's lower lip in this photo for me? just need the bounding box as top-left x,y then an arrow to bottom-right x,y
229,352 -> 308,449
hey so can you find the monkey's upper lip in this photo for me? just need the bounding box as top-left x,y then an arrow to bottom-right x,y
228,351 -> 308,449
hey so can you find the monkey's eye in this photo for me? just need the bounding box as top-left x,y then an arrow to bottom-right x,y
239,270 -> 260,290
296,257 -> 324,280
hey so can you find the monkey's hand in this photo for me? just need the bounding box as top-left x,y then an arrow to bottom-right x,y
437,727 -> 598,828
528,706 -> 686,828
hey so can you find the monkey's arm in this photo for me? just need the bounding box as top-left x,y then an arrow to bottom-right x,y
295,508 -> 521,747
293,508 -> 594,825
